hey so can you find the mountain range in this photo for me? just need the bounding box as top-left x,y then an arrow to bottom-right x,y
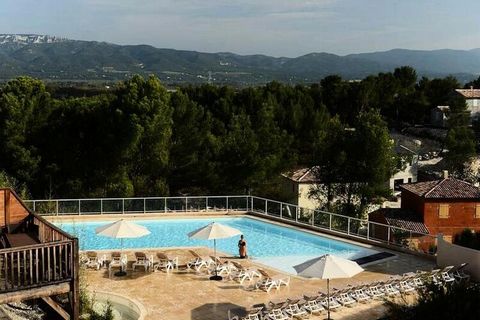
0,34 -> 479,85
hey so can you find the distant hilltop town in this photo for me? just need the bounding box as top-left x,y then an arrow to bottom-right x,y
0,34 -> 68,45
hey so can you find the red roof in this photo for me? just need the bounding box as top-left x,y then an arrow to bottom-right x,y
373,208 -> 429,234
281,167 -> 320,183
401,178 -> 480,199
456,89 -> 480,99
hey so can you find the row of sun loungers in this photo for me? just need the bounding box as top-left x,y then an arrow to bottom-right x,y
81,250 -> 290,292
228,263 -> 471,320
81,251 -> 179,275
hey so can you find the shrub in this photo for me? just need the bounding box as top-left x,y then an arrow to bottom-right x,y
453,228 -> 480,250
385,282 -> 480,320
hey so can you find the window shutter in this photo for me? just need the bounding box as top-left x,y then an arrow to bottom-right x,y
439,204 -> 449,219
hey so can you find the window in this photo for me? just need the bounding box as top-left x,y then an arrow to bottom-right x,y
393,179 -> 404,191
439,204 -> 449,219
475,204 -> 480,219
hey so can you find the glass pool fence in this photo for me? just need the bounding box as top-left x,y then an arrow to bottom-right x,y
24,195 -> 436,256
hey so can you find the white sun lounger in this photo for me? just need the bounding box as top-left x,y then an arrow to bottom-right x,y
264,307 -> 289,320
350,288 -> 371,302
320,296 -> 341,310
397,280 -> 416,293
83,251 -> 106,270
187,250 -> 214,272
153,252 -> 179,271
256,269 -> 290,292
132,252 -> 150,271
336,292 -> 356,306
365,284 -> 385,298
302,299 -> 325,314
284,299 -> 308,319
384,283 -> 401,296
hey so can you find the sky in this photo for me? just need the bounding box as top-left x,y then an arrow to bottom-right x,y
0,0 -> 479,57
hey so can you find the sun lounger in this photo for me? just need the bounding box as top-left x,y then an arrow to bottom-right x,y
187,250 -> 214,272
302,296 -> 325,314
384,282 -> 401,296
320,296 -> 341,310
209,256 -> 236,276
397,280 -> 415,293
284,299 -> 308,319
451,263 -> 470,282
153,252 -> 179,271
336,291 -> 356,306
365,284 -> 385,298
255,269 -> 290,292
132,252 -> 150,271
264,302 -> 290,320
82,251 -> 105,270
108,252 -> 127,276
439,266 -> 455,284
229,261 -> 260,284
228,306 -> 264,320
350,287 -> 371,302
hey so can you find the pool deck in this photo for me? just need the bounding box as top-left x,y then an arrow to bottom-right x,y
84,247 -> 435,320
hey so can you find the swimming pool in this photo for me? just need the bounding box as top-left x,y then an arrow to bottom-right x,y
56,217 -> 377,274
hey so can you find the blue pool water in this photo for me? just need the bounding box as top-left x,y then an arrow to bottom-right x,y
56,217 -> 377,274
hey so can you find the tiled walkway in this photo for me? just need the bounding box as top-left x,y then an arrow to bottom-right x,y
85,247 -> 434,320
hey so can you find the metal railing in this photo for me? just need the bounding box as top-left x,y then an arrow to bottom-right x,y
23,196 -> 250,215
249,196 -> 437,256
25,195 -> 436,256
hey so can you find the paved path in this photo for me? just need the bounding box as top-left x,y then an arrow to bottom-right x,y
85,247 -> 434,320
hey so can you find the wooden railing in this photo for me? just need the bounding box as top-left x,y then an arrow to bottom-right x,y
0,188 -> 79,320
0,240 -> 75,293
26,213 -> 75,243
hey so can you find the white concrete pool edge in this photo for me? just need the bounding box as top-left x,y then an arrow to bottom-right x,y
48,213 -> 386,253
50,213 -> 400,271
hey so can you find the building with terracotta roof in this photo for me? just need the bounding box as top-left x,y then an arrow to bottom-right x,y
455,87 -> 480,120
281,167 -> 321,210
282,157 -> 417,209
369,171 -> 480,241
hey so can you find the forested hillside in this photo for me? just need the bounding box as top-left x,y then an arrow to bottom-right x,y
0,67 -> 477,216
1,36 -> 479,84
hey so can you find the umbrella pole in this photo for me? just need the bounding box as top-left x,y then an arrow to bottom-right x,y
214,239 -> 217,276
327,278 -> 330,320
210,238 -> 222,281
115,238 -> 127,277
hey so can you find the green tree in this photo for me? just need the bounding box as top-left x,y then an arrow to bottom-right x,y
0,77 -> 51,185
169,91 -> 220,194
113,75 -> 173,196
444,96 -> 476,175
312,110 -> 394,217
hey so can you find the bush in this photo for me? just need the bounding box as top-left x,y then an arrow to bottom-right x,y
79,266 -> 114,320
453,228 -> 480,250
385,282 -> 480,320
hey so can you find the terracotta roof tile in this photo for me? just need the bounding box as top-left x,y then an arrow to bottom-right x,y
456,89 -> 480,99
401,178 -> 480,199
375,208 -> 429,234
281,167 -> 320,183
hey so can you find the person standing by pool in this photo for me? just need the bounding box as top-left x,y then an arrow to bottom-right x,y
238,235 -> 247,258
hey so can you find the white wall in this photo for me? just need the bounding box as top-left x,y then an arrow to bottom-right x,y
436,235 -> 480,281
389,161 -> 418,191
297,183 -> 321,210
466,99 -> 480,119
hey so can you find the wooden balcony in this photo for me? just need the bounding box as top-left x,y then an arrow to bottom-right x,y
0,188 -> 79,320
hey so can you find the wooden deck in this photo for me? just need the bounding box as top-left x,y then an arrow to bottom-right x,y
0,188 -> 79,320
4,233 -> 39,247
